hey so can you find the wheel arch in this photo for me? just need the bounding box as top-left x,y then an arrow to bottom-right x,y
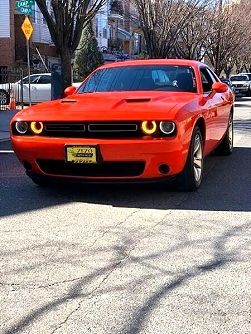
194,117 -> 206,144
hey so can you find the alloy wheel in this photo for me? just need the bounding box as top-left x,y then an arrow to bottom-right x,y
193,133 -> 203,182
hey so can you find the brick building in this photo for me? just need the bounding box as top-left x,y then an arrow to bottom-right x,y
0,0 -> 58,71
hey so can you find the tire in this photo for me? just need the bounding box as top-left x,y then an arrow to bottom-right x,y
0,89 -> 10,105
176,126 -> 204,191
215,113 -> 233,156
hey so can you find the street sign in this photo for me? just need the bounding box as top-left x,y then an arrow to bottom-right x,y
16,0 -> 35,16
21,16 -> 33,41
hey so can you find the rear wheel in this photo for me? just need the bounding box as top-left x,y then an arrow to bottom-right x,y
0,89 -> 10,105
176,126 -> 204,191
215,113 -> 233,156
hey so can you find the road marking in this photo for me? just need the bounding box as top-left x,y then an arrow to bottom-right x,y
0,150 -> 14,154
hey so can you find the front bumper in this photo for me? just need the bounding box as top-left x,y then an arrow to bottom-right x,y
233,86 -> 249,95
11,136 -> 188,181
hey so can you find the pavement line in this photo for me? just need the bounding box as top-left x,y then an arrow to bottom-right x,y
0,150 -> 14,154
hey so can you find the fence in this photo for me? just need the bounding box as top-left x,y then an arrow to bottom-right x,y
0,68 -> 42,110
0,68 -> 26,110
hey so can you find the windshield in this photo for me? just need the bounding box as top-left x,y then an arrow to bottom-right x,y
230,75 -> 249,81
77,65 -> 197,93
241,73 -> 251,80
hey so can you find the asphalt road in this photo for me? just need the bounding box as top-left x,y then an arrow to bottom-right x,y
0,98 -> 250,334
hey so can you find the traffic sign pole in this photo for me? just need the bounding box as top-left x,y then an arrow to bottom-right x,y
26,38 -> 31,106
21,16 -> 33,106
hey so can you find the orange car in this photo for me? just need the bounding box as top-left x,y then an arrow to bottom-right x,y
10,59 -> 234,191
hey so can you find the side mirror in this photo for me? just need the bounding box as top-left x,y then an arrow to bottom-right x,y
212,82 -> 228,93
64,86 -> 76,96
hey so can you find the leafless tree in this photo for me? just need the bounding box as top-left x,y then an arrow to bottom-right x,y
206,0 -> 251,76
174,4 -> 213,61
134,0 -> 213,59
35,0 -> 107,94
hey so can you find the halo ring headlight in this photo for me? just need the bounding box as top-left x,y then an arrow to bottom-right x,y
159,121 -> 176,135
141,121 -> 157,135
15,121 -> 28,134
31,121 -> 44,134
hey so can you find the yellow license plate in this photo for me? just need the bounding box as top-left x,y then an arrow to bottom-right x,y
66,146 -> 97,164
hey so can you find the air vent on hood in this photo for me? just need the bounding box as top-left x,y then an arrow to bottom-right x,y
125,98 -> 151,103
61,100 -> 77,103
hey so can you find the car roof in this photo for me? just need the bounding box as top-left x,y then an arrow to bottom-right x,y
230,74 -> 249,78
98,59 -> 205,70
30,73 -> 51,76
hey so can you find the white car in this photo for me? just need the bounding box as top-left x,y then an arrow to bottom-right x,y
0,73 -> 81,105
230,74 -> 251,96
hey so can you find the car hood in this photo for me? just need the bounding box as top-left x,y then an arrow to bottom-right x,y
13,91 -> 198,122
231,80 -> 249,84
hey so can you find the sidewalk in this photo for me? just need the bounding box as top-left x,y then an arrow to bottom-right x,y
0,109 -> 19,142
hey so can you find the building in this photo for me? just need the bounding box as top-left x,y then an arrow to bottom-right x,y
107,0 -> 143,56
0,0 -> 143,71
0,0 -> 57,71
0,0 -> 15,69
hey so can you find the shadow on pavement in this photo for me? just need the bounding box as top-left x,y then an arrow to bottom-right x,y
0,146 -> 250,217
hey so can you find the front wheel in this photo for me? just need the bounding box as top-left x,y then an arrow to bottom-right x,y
176,126 -> 204,191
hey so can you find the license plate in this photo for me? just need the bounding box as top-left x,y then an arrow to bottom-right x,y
66,146 -> 97,164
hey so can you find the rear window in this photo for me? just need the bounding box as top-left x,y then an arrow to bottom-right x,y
230,75 -> 249,81
77,65 -> 197,93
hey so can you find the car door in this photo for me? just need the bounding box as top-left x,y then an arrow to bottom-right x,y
36,74 -> 51,102
199,67 -> 222,153
20,74 -> 41,103
207,68 -> 231,136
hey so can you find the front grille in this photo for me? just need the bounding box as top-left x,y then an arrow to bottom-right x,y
234,84 -> 243,88
43,122 -> 141,138
37,159 -> 145,177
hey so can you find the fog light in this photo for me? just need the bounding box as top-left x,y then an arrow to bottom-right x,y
141,121 -> 157,135
15,121 -> 28,134
160,121 -> 176,135
159,164 -> 169,174
31,121 -> 43,134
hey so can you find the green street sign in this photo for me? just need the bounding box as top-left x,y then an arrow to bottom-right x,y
16,0 -> 35,16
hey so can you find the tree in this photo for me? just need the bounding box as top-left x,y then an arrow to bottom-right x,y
133,0 -> 213,59
207,0 -> 251,76
174,5 -> 213,61
35,0 -> 107,95
74,22 -> 104,81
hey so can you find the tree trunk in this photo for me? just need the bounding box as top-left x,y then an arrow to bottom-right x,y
60,49 -> 73,96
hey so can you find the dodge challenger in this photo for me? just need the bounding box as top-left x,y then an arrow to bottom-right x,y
10,59 -> 234,191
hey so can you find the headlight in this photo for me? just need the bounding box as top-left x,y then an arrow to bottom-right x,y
159,121 -> 176,135
141,121 -> 157,135
243,82 -> 249,87
30,121 -> 44,134
15,121 -> 28,134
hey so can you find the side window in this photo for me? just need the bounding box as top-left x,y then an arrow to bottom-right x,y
200,68 -> 214,93
23,75 -> 40,84
38,75 -> 51,84
207,68 -> 219,82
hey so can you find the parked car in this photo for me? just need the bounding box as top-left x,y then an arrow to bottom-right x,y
230,74 -> 251,96
0,73 -> 81,105
11,59 -> 234,191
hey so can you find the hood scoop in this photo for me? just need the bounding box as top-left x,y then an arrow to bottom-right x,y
125,98 -> 151,103
61,99 -> 77,103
